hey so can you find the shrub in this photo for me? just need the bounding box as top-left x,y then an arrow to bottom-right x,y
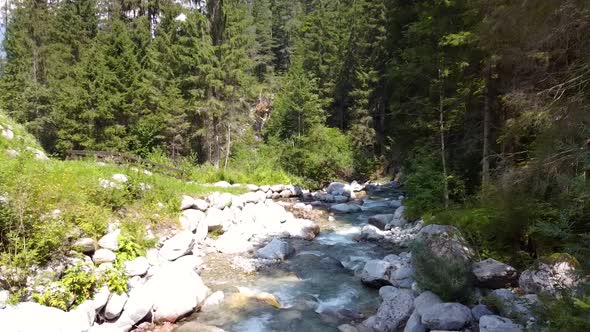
411,241 -> 473,302
282,125 -> 353,188
535,287 -> 590,332
404,150 -> 466,218
33,263 -> 98,310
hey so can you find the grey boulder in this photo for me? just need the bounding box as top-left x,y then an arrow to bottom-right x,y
420,302 -> 472,330
479,315 -> 523,332
472,258 -> 518,289
256,238 -> 294,260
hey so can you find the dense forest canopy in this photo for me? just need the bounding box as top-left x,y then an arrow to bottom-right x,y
1,0 -> 590,274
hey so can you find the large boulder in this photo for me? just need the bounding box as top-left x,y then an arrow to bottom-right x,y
0,301 -> 95,332
179,209 -> 205,233
384,254 -> 414,288
519,254 -> 579,295
471,304 -> 494,320
208,192 -> 233,209
98,229 -> 120,251
415,224 -> 474,264
282,218 -> 320,240
330,203 -> 361,214
256,238 -> 294,260
146,262 -> 209,322
413,291 -> 442,316
486,289 -> 538,322
180,195 -> 197,210
472,258 -> 518,289
123,257 -> 150,277
420,302 -> 472,330
479,315 -> 523,332
368,214 -> 394,230
403,310 -> 425,332
360,260 -> 392,288
361,286 -> 415,332
159,231 -> 194,261
215,224 -> 254,254
73,238 -> 96,254
327,182 -> 352,196
390,206 -> 407,227
93,249 -> 117,265
104,292 -> 128,320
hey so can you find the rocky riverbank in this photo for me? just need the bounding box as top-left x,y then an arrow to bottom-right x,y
0,179 -> 582,332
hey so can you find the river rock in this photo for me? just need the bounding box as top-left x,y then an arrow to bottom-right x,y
215,224 -> 254,254
208,192 -> 233,209
415,224 -> 474,264
180,195 -> 197,210
280,189 -> 293,198
472,258 -> 518,289
327,182 -> 351,196
414,291 -> 442,316
390,206 -> 407,227
147,261 -> 209,322
420,303 -> 472,330
201,291 -> 225,312
368,214 -> 394,230
159,231 -> 194,261
92,286 -> 110,312
383,254 -> 414,288
0,301 -> 94,332
73,237 -> 96,254
359,224 -> 386,241
330,203 -> 361,214
362,286 -> 415,332
270,184 -> 285,192
403,310 -> 426,332
360,260 -> 392,288
315,193 -> 335,203
123,257 -> 150,276
93,249 -> 116,265
518,254 -> 579,295
98,229 -> 120,251
104,292 -> 128,320
282,218 -> 320,240
0,290 -> 8,309
389,200 -> 402,209
246,184 -> 259,191
213,181 -> 231,188
179,209 -> 205,233
256,238 -> 294,260
174,254 -> 204,272
333,195 -> 349,203
486,288 -> 538,322
479,315 -> 523,332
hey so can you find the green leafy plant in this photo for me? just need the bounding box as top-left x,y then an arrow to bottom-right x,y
32,263 -> 98,310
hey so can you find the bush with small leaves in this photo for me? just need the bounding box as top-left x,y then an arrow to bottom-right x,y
411,241 -> 474,302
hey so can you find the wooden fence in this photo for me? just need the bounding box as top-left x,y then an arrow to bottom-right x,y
66,150 -> 187,179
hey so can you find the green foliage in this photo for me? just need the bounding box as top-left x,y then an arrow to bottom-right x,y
282,125 -> 353,188
535,288 -> 590,332
411,241 -> 473,302
404,151 -> 465,218
33,263 -> 97,310
100,266 -> 128,295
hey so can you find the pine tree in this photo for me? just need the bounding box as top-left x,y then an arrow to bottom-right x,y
252,0 -> 275,81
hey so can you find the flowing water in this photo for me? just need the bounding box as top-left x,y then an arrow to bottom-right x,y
182,190 -> 402,332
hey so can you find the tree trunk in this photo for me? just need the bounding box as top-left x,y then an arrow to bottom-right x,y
482,60 -> 492,192
439,68 -> 449,209
224,123 -> 231,170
